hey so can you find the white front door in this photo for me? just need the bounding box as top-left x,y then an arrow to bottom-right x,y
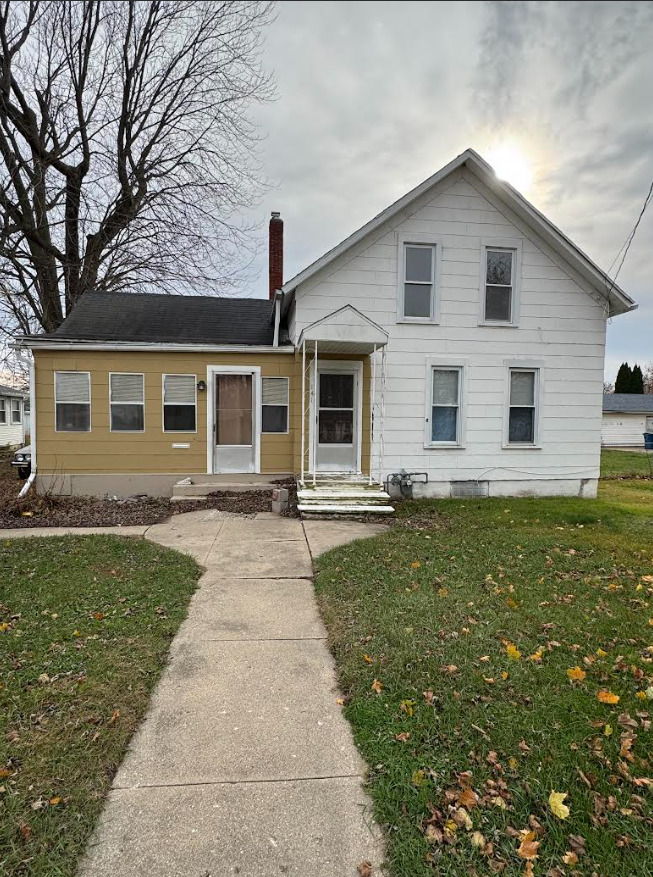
315,366 -> 360,473
212,371 -> 256,473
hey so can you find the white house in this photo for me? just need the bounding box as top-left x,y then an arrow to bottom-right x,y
0,383 -> 27,447
281,148 -> 636,500
602,394 -> 653,447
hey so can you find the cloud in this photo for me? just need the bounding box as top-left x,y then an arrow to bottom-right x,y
245,1 -> 653,379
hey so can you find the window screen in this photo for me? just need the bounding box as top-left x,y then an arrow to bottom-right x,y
163,374 -> 196,432
55,372 -> 91,432
508,369 -> 537,443
431,368 -> 460,443
110,373 -> 144,432
403,244 -> 435,319
485,249 -> 514,322
261,377 -> 289,433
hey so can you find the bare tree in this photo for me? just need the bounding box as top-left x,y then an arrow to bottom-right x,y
0,0 -> 274,336
643,362 -> 653,394
603,380 -> 614,394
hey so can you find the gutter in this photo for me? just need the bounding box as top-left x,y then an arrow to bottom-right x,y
12,339 -> 295,354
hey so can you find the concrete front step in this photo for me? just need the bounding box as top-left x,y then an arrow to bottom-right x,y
298,503 -> 395,515
298,490 -> 391,502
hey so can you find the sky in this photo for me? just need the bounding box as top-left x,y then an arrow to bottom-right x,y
243,0 -> 653,383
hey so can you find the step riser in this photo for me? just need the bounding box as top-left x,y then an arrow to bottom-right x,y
298,505 -> 395,515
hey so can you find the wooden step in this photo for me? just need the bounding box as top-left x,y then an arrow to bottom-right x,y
298,503 -> 395,515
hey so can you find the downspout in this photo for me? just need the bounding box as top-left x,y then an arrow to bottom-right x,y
18,356 -> 37,499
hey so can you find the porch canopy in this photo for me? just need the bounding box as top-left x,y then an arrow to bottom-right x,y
297,306 -> 388,484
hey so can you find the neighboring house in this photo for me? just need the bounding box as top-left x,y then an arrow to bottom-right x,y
602,394 -> 653,447
14,148 -> 636,504
0,383 -> 27,447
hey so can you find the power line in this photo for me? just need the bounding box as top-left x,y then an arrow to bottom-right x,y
607,178 -> 653,284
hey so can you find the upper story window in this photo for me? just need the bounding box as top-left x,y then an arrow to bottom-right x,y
11,398 -> 21,424
402,243 -> 436,320
508,368 -> 539,445
484,248 -> 514,322
110,373 -> 145,432
55,371 -> 91,432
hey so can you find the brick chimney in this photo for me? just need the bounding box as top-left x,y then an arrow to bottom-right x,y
268,211 -> 283,299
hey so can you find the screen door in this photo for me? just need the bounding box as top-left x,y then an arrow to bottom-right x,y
213,373 -> 255,473
316,370 -> 358,472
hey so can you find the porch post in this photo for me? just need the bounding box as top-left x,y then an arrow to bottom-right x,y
312,339 -> 318,485
301,339 -> 306,484
369,344 -> 377,485
379,346 -> 387,486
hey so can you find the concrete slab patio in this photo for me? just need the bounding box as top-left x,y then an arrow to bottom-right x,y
77,509 -> 389,876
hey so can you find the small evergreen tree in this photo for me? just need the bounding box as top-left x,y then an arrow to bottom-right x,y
631,364 -> 644,394
615,362 -> 633,393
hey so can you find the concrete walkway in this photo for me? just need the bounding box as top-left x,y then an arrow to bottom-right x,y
63,509 -> 388,876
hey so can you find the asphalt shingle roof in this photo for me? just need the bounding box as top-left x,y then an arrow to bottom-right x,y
49,292 -> 281,346
0,382 -> 27,398
603,393 -> 653,413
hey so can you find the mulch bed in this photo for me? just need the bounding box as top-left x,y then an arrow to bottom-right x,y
0,458 -> 298,529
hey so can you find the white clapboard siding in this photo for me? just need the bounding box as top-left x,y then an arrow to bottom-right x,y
601,414 -> 647,447
0,395 -> 25,447
292,167 -> 612,494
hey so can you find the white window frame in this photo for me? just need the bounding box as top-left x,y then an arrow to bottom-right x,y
479,238 -> 522,327
109,372 -> 145,433
10,398 -> 22,424
0,399 -> 6,424
162,374 -> 197,434
261,376 -> 290,435
397,232 -> 442,324
503,363 -> 542,448
54,371 -> 91,433
424,358 -> 467,448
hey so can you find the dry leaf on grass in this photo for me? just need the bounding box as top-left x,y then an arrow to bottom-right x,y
357,861 -> 373,877
549,790 -> 570,819
597,690 -> 620,704
371,679 -> 382,694
566,666 -> 586,682
517,830 -> 540,860
562,850 -> 579,865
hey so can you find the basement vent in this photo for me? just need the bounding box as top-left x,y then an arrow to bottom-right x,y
451,481 -> 489,498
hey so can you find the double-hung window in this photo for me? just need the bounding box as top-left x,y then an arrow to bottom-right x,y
110,373 -> 144,432
430,367 -> 462,444
402,243 -> 436,320
0,399 -> 5,424
163,374 -> 196,432
55,371 -> 91,432
261,377 -> 289,433
11,398 -> 21,424
484,247 -> 515,323
508,368 -> 538,444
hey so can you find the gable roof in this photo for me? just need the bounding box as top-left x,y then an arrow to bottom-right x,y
40,292 -> 282,346
603,393 -> 653,414
0,382 -> 27,398
281,148 -> 636,318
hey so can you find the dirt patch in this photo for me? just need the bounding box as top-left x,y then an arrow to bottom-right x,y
0,459 -> 299,529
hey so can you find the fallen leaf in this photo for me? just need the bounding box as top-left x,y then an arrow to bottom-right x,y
505,642 -> 522,660
423,690 -> 435,703
458,788 -> 479,809
437,587 -> 449,597
517,831 -> 540,860
501,671 -> 509,680
363,654 -> 373,664
411,561 -> 421,569
400,699 -> 416,717
424,823 -> 443,844
395,732 -> 410,742
371,679 -> 382,694
357,861 -> 373,877
452,807 -> 473,830
93,611 -> 104,621
562,851 -> 578,865
508,756 -> 519,770
470,830 -> 486,849
490,795 -> 507,810
549,790 -> 570,819
49,796 -> 62,806
597,690 -> 620,704
412,769 -> 426,787
596,648 -> 608,658
108,709 -> 120,724
604,724 -> 613,736
566,666 -> 586,682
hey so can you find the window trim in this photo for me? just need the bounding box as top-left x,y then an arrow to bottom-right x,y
503,362 -> 542,448
397,232 -> 442,324
54,370 -> 92,433
0,399 -> 5,424
162,373 -> 197,434
261,376 -> 290,435
10,398 -> 22,424
424,358 -> 467,449
478,238 -> 522,327
109,372 -> 145,433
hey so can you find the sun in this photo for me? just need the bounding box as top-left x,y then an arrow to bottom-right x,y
485,143 -> 534,193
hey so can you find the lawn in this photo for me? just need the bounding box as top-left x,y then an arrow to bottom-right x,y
601,448 -> 652,478
314,479 -> 653,877
0,535 -> 200,876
